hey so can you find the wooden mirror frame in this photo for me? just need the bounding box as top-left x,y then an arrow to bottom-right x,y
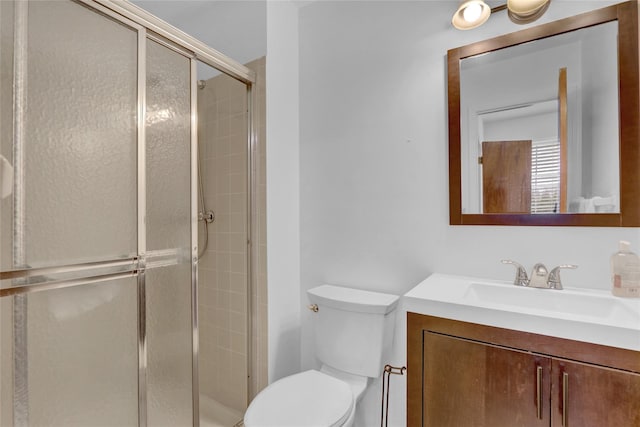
448,0 -> 639,226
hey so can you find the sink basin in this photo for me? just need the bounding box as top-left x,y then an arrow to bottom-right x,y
464,281 -> 640,325
403,273 -> 640,351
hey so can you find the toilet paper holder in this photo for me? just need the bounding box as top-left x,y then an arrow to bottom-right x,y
381,364 -> 406,427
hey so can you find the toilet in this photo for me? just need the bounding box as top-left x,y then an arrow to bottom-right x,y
244,284 -> 399,427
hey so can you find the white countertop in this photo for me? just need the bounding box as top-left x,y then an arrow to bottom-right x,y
403,273 -> 640,351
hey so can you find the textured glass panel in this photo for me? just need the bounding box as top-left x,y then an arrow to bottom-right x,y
26,278 -> 138,426
22,0 -> 137,267
146,39 -> 193,426
146,39 -> 191,252
147,264 -> 193,427
0,297 -> 14,426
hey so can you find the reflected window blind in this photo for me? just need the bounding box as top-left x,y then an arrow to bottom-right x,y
531,140 -> 560,213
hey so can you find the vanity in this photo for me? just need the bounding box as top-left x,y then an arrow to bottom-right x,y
405,274 -> 640,427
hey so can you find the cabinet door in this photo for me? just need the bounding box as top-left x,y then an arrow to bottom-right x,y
423,332 -> 550,427
552,359 -> 640,427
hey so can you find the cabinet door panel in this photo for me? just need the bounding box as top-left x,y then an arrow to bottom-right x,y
423,332 -> 550,427
552,359 -> 640,427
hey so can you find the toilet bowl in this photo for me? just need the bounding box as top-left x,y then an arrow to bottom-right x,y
244,285 -> 399,427
243,369 -> 360,427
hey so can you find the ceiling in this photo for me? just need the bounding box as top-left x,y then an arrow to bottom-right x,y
132,0 -> 267,66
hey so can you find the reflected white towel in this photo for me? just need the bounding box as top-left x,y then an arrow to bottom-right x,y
583,198 -> 595,213
592,196 -> 616,213
570,196 -> 617,213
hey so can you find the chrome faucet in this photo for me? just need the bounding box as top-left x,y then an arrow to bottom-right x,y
529,263 -> 549,288
502,260 -> 577,289
547,265 -> 578,290
501,260 -> 529,286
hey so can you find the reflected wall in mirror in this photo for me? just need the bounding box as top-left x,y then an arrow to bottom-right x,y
448,0 -> 640,226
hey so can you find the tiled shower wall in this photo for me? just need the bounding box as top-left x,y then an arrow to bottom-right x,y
197,56 -> 267,412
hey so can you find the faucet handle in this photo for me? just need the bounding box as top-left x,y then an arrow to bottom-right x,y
502,259 -> 529,286
547,264 -> 578,290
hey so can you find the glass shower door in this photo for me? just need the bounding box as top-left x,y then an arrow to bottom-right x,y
0,1 -> 196,425
1,1 -> 140,425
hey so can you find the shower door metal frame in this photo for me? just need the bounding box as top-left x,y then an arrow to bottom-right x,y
246,78 -> 258,404
1,0 -> 257,426
11,0 -> 30,423
136,15 -> 149,427
94,0 -> 256,85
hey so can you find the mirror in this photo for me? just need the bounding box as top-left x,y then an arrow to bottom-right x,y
448,1 -> 640,226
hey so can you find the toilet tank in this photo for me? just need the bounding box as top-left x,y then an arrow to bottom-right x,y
307,285 -> 399,378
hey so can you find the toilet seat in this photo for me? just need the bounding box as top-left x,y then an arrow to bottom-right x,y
243,370 -> 354,427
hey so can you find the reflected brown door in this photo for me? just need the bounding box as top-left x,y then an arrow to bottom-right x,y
558,67 -> 568,213
482,140 -> 532,214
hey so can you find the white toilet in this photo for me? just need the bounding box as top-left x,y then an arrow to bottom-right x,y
244,284 -> 399,427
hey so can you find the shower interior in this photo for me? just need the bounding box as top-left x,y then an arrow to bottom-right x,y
0,1 -> 262,426
196,62 -> 253,427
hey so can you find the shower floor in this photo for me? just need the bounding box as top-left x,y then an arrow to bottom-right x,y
200,394 -> 244,427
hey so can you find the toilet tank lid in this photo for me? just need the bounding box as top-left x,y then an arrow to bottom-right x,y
307,285 -> 399,314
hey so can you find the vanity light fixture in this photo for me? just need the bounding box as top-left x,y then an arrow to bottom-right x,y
452,0 -> 551,30
507,0 -> 551,24
452,0 -> 492,30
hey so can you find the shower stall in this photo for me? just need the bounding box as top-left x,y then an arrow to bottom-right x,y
0,1 -> 257,426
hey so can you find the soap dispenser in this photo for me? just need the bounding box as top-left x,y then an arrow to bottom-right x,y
611,241 -> 640,298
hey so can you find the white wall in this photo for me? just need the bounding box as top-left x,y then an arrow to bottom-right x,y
292,1 -> 639,426
265,0 -> 302,383
580,22 -> 619,200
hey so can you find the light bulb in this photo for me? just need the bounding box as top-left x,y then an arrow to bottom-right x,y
452,0 -> 491,30
463,2 -> 483,23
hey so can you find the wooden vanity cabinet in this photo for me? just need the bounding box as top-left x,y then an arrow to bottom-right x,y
423,332 -> 550,426
408,313 -> 640,427
551,359 -> 640,427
